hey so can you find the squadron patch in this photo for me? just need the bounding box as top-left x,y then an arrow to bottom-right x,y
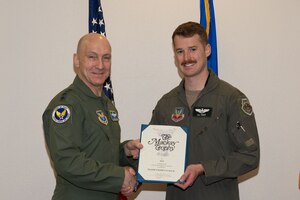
52,105 -> 71,124
109,110 -> 119,121
96,110 -> 108,125
241,98 -> 253,116
171,107 -> 185,122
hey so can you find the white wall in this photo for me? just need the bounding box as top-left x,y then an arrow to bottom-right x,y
0,0 -> 299,199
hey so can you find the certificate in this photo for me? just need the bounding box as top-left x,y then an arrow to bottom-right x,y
137,124 -> 188,183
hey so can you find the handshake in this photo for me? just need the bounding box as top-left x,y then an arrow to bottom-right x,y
120,139 -> 143,197
121,166 -> 140,197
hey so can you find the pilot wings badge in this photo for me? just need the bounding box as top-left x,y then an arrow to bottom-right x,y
193,107 -> 212,117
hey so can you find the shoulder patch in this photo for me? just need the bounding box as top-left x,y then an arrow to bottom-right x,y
241,98 -> 253,116
52,105 -> 71,123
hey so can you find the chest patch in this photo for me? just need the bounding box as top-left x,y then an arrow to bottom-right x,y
96,110 -> 108,125
109,110 -> 119,121
171,107 -> 185,122
193,107 -> 212,117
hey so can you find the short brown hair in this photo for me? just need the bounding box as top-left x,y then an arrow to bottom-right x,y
172,21 -> 208,46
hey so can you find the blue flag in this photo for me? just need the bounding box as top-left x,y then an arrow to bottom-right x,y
89,0 -> 115,102
200,0 -> 218,75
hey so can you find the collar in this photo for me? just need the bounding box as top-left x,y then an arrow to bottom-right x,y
73,76 -> 107,100
177,69 -> 220,98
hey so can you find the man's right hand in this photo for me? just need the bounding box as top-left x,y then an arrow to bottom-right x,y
120,167 -> 137,197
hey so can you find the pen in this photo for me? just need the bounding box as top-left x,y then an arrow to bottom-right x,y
236,121 -> 246,132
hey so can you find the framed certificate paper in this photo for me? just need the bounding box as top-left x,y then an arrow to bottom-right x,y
137,124 -> 188,183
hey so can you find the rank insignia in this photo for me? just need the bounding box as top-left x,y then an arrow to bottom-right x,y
109,110 -> 119,121
171,107 -> 185,122
52,105 -> 71,124
241,98 -> 253,116
96,110 -> 108,125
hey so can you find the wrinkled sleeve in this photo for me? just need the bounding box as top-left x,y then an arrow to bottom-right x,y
201,91 -> 260,184
150,101 -> 166,125
119,140 -> 138,171
42,103 -> 124,193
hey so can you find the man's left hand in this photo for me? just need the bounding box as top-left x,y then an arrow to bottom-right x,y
174,164 -> 204,190
124,139 -> 143,159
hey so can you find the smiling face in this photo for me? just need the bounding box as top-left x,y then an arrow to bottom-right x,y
73,34 -> 111,96
173,34 -> 211,79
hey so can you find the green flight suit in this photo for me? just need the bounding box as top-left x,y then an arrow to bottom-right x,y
43,76 -> 135,200
150,70 -> 260,200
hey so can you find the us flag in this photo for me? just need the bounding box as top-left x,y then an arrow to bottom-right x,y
89,4 -> 127,200
89,0 -> 115,103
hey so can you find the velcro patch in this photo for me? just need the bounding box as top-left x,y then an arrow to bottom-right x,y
241,98 -> 253,116
193,107 -> 212,117
52,105 -> 71,123
109,110 -> 119,121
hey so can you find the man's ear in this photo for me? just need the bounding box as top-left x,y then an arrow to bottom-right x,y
205,44 -> 211,57
174,55 -> 179,68
73,53 -> 79,74
73,53 -> 79,68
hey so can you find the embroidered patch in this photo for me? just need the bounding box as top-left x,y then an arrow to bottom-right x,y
96,110 -> 108,125
171,107 -> 185,122
109,110 -> 119,121
193,107 -> 212,117
52,105 -> 71,124
245,138 -> 255,147
241,98 -> 253,116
